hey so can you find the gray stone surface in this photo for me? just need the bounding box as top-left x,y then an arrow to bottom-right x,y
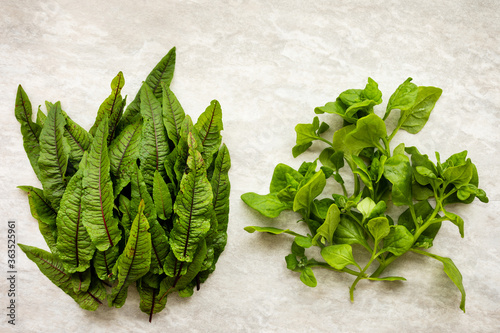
1,0 -> 499,332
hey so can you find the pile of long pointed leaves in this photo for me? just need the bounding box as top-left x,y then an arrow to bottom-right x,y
15,47 -> 231,321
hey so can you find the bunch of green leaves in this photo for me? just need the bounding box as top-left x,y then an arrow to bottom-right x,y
242,77 -> 487,312
15,47 -> 231,321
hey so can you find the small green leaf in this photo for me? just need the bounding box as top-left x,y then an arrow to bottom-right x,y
293,170 -> 326,213
321,244 -> 357,270
443,210 -> 465,238
384,154 -> 412,206
15,85 -> 42,180
312,203 -> 340,246
241,192 -> 290,218
367,217 -> 390,242
295,122 -> 320,146
299,267 -> 317,287
269,163 -> 304,193
399,86 -> 442,134
367,276 -> 407,281
243,226 -> 303,237
333,216 -> 367,246
384,77 -> 418,120
381,225 -> 414,256
294,235 -> 312,248
292,142 -> 313,158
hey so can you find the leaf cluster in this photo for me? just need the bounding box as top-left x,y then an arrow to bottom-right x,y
242,77 -> 487,312
15,47 -> 231,321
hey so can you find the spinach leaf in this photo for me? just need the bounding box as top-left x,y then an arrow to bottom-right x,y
242,77 -> 486,312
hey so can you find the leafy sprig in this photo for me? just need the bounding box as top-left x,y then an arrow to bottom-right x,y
242,77 -> 488,312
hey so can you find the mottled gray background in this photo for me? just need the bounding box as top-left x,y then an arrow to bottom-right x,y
1,0 -> 499,332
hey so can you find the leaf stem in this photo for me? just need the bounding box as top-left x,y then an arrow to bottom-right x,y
318,137 -> 334,147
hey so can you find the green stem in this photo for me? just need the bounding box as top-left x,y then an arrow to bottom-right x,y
310,262 -> 364,277
370,254 -> 397,278
382,137 -> 391,157
318,137 -> 334,147
409,202 -> 419,228
349,253 -> 378,301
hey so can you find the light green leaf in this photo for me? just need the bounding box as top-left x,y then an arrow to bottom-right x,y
294,122 -> 320,146
443,159 -> 473,188
293,170 -> 326,213
269,163 -> 304,193
38,101 -> 70,209
367,217 -> 390,243
244,226 -> 303,237
321,244 -> 357,270
81,117 -> 121,251
36,106 -> 46,126
15,85 -> 42,180
109,201 -> 152,308
362,77 -> 382,104
299,267 -> 317,287
384,77 -> 418,120
170,133 -> 213,262
367,276 -> 407,281
56,168 -> 95,273
443,210 -> 465,238
312,203 -> 341,246
399,86 -> 442,134
292,142 -> 313,158
344,114 -> 387,154
241,192 -> 290,218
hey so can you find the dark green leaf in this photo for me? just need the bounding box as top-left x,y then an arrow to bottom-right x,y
384,154 -> 412,206
15,85 -> 42,180
109,201 -> 152,308
381,225 -> 414,256
38,101 -> 70,209
81,118 -> 121,251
